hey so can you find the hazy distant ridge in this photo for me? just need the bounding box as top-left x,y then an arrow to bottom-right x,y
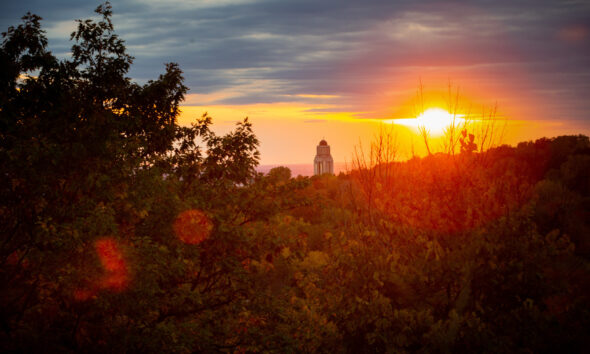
256,162 -> 347,177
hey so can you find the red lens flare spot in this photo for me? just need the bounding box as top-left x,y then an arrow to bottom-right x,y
173,210 -> 213,244
95,238 -> 128,291
96,238 -> 126,272
102,271 -> 128,290
74,238 -> 130,300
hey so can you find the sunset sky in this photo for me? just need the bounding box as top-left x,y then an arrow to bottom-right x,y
2,0 -> 589,164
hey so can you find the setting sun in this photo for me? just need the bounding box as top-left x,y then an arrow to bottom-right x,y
389,107 -> 466,136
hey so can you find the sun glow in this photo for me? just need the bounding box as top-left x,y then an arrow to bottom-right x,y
388,108 -> 466,136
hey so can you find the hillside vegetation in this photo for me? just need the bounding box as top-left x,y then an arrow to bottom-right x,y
1,4 -> 589,352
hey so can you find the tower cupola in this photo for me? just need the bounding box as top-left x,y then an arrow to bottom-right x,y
314,139 -> 334,175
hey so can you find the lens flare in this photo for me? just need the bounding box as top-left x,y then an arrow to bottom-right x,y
173,209 -> 213,244
73,237 -> 129,301
95,238 -> 129,290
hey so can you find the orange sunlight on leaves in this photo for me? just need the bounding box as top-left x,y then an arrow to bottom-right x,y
173,210 -> 213,244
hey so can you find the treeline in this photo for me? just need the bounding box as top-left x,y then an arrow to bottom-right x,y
1,4 -> 589,353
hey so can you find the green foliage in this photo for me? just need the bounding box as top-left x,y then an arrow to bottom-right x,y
267,166 -> 292,184
1,3 -> 589,353
1,3 -> 260,352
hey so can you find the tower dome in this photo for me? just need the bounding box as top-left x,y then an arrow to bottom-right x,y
314,139 -> 334,175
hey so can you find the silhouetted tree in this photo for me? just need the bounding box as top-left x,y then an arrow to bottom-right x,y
0,3 -> 259,351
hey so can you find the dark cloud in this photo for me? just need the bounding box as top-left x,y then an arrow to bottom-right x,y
1,0 -> 589,122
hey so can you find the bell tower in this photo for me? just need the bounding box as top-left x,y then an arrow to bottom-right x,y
314,139 -> 334,175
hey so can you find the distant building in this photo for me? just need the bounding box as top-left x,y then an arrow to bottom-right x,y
314,139 -> 334,175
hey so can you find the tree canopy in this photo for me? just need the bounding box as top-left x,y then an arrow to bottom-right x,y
1,3 -> 589,353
